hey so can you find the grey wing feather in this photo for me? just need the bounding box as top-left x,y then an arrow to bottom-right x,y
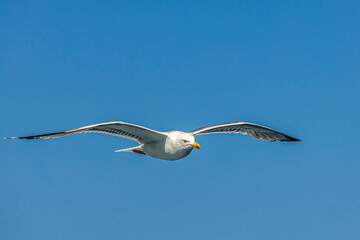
190,122 -> 301,142
5,121 -> 167,144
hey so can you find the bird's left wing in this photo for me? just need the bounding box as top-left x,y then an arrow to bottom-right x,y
6,121 -> 167,144
190,122 -> 301,142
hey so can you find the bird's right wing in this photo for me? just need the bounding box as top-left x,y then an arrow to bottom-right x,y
6,121 -> 167,144
191,122 -> 301,142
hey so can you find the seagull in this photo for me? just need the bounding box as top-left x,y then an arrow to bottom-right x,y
6,121 -> 301,160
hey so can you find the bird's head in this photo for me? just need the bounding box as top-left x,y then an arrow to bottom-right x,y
177,133 -> 201,149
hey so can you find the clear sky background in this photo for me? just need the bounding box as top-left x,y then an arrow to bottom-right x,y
1,1 -> 359,239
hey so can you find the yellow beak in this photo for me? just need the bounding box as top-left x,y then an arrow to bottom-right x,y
191,142 -> 201,149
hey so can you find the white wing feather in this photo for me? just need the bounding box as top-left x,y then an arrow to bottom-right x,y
6,121 -> 167,144
191,122 -> 301,142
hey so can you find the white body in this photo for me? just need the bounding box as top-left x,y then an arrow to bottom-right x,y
142,131 -> 195,160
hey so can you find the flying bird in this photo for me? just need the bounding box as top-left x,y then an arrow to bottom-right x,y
6,121 -> 301,160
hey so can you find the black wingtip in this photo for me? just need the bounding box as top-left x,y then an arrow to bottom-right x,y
281,135 -> 302,142
4,136 -> 38,140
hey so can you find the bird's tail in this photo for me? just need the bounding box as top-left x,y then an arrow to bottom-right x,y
115,145 -> 145,155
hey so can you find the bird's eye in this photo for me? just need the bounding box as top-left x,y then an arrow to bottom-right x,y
183,140 -> 188,143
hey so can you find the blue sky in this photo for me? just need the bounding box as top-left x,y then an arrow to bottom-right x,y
1,1 -> 359,239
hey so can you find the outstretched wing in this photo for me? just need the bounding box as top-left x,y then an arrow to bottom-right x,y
191,122 -> 301,142
6,121 -> 167,144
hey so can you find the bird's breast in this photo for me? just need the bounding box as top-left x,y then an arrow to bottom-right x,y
143,140 -> 193,160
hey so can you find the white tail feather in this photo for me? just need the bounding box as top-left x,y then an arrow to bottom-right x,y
115,145 -> 143,153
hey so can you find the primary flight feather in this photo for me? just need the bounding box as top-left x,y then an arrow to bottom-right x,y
6,121 -> 301,160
